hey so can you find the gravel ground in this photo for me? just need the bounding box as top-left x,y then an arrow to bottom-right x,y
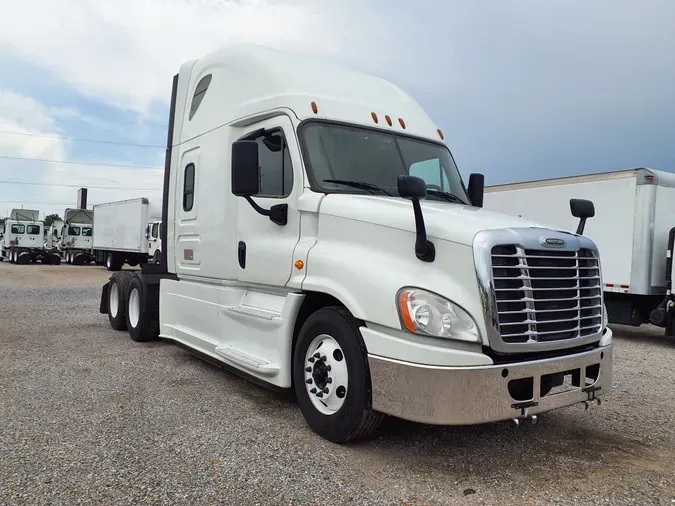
1,263 -> 674,505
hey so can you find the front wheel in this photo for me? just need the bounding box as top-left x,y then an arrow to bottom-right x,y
293,306 -> 384,443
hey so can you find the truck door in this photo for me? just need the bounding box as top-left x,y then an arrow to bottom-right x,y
235,115 -> 301,287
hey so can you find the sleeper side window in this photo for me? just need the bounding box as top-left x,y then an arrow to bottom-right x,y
183,163 -> 195,212
253,130 -> 293,197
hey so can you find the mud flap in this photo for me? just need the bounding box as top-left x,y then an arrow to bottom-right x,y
99,282 -> 109,314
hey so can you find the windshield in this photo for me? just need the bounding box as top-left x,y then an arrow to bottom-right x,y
68,226 -> 81,236
82,227 -> 92,237
300,122 -> 470,204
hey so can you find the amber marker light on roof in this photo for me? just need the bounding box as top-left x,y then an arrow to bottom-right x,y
385,115 -> 392,126
398,118 -> 406,129
311,102 -> 318,114
371,112 -> 379,123
437,129 -> 444,140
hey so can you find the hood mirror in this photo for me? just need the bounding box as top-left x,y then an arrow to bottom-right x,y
398,175 -> 435,263
467,173 -> 484,208
570,198 -> 595,235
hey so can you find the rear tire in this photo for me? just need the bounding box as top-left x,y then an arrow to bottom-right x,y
292,306 -> 384,443
125,275 -> 159,342
16,252 -> 31,265
105,252 -> 123,271
108,271 -> 133,330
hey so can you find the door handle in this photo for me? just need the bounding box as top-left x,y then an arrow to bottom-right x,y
238,241 -> 246,269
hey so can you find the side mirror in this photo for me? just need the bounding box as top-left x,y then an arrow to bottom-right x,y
570,198 -> 595,235
397,174 -> 427,199
397,175 -> 434,262
231,138 -> 287,226
467,173 -> 484,208
231,140 -> 260,197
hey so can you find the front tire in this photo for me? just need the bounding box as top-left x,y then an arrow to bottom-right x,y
293,306 -> 384,443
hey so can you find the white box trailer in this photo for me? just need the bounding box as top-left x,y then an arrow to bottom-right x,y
92,198 -> 161,271
484,168 -> 675,337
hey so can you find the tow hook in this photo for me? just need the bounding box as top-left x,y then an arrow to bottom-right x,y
512,414 -> 538,427
584,398 -> 602,410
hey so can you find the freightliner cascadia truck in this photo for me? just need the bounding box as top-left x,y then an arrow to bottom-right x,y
98,45 -> 613,442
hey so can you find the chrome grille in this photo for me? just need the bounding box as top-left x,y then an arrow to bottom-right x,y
491,245 -> 603,344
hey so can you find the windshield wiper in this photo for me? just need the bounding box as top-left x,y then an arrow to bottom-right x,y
323,179 -> 392,196
425,189 -> 465,204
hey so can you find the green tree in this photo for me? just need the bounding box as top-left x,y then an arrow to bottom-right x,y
44,214 -> 62,227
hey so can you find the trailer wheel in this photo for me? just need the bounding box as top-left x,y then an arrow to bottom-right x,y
125,275 -> 159,342
108,271 -> 133,330
292,306 -> 384,443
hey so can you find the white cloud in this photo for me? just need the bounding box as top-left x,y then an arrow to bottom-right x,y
0,91 -> 68,160
0,0 -> 376,114
0,90 -> 163,220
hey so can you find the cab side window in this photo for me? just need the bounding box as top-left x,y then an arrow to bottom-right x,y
11,224 -> 25,234
254,131 -> 293,197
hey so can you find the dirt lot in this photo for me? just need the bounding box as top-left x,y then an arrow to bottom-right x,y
1,262 -> 674,505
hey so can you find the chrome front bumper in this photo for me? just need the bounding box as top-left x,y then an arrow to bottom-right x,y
367,342 -> 613,425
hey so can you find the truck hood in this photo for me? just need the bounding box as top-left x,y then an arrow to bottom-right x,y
319,194 -> 553,246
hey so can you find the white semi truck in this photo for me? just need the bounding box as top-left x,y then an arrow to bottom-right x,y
98,45 -> 613,442
46,208 -> 95,265
1,209 -> 53,264
484,168 -> 675,339
145,219 -> 162,264
92,198 -> 161,271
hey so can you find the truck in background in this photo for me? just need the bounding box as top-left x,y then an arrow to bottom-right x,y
483,168 -> 675,339
1,209 -> 53,264
97,45 -> 613,442
45,219 -> 64,250
48,208 -> 95,265
145,219 -> 162,264
92,198 -> 161,271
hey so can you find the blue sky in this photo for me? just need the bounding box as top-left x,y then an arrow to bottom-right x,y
1,0 -> 674,219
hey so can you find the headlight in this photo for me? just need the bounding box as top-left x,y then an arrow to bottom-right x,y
396,288 -> 481,343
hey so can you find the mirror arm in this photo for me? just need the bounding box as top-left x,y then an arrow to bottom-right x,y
243,196 -> 288,226
576,217 -> 587,236
411,199 -> 435,262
